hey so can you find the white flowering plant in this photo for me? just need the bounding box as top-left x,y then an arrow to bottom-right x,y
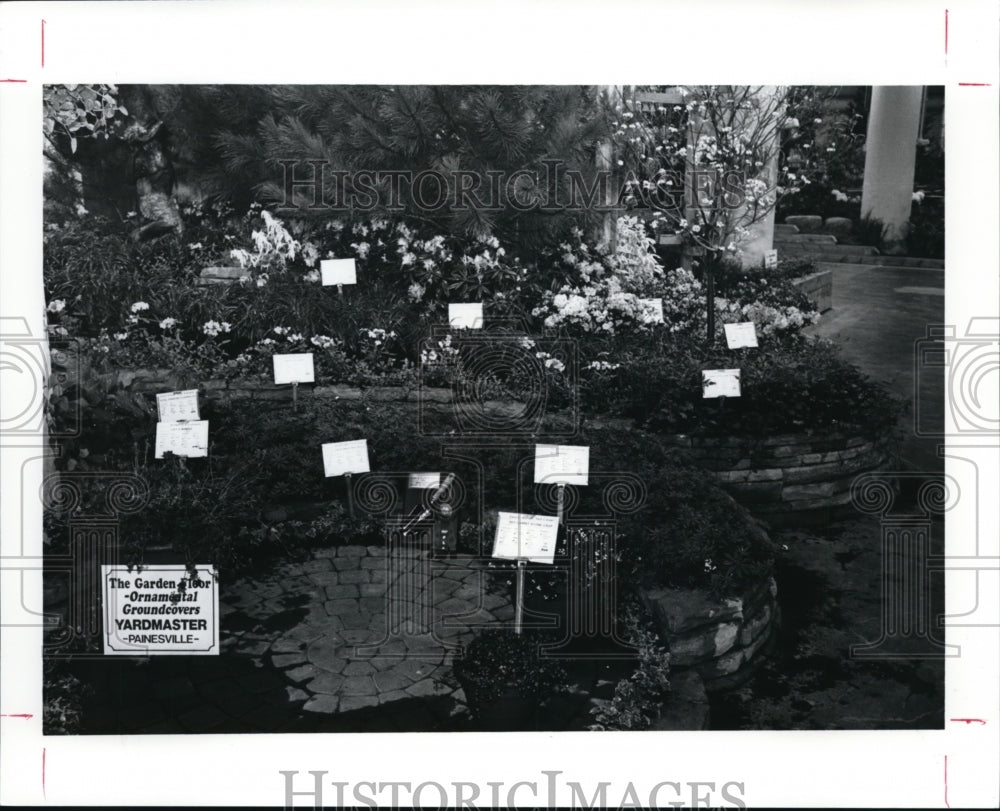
612,86 -> 791,258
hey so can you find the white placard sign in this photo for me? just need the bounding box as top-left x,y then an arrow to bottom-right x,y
534,444 -> 590,486
408,472 -> 442,489
156,390 -> 200,422
639,298 -> 664,324
448,302 -> 484,329
724,322 -> 759,349
273,352 -> 315,384
321,439 -> 371,477
101,564 -> 219,655
763,248 -> 779,269
320,258 -> 357,286
702,369 -> 742,399
492,511 -> 560,565
155,420 -> 209,458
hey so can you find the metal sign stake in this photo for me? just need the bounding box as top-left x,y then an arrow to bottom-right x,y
514,559 -> 527,636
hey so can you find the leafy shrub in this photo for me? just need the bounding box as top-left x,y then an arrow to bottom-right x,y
616,464 -> 775,598
590,605 -> 671,730
43,660 -> 92,734
582,332 -> 904,442
454,629 -> 567,708
904,197 -> 944,259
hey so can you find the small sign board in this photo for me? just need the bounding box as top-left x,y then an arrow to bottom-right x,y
101,564 -> 219,655
156,390 -> 200,423
702,369 -> 742,399
320,258 -> 357,286
322,439 -> 370,477
273,352 -> 315,385
448,302 -> 484,329
408,472 -> 442,489
492,511 -> 560,565
534,444 -> 590,486
155,420 -> 209,458
724,322 -> 759,349
639,298 -> 664,324
763,249 -> 778,269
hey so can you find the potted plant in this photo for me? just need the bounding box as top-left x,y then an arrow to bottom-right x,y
454,630 -> 567,731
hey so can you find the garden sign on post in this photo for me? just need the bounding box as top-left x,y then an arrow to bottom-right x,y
492,511 -> 559,635
534,444 -> 590,525
322,439 -> 371,517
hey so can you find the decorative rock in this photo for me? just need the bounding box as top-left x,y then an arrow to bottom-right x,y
642,587 -> 743,636
824,216 -> 854,233
340,675 -> 377,696
669,621 -> 740,666
339,695 -> 379,712
302,694 -> 339,713
784,214 -> 823,232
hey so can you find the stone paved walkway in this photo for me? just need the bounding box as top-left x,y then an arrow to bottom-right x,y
222,543 -> 514,718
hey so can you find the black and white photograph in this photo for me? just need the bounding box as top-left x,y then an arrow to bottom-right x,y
1,2 -> 997,808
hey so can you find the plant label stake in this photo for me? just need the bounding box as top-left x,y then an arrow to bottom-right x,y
321,258 -> 357,289
514,559 -> 527,636
491,512 -> 559,636
344,472 -> 355,517
321,439 -> 371,518
534,444 -> 589,525
273,353 -> 315,413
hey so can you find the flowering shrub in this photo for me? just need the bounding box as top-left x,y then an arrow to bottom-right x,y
533,217 -> 702,335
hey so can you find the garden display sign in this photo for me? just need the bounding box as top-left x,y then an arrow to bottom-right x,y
321,439 -> 370,515
763,249 -> 779,269
156,389 -> 200,422
320,258 -> 357,292
724,322 -> 759,349
492,511 -> 560,635
273,353 -> 315,385
155,420 -> 209,458
639,298 -> 665,324
101,564 -> 219,655
408,472 -> 442,489
535,443 -> 589,524
448,302 -> 484,329
702,369 -> 742,399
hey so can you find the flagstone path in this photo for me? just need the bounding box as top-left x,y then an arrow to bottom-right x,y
221,542 -> 515,719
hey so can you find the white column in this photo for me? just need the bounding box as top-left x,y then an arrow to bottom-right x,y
861,86 -> 924,252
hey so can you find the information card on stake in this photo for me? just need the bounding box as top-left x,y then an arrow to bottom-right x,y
102,564 -> 219,655
322,439 -> 371,477
492,511 -> 560,564
763,249 -> 778,269
639,298 -> 664,324
448,302 -> 484,329
724,322 -> 759,349
534,444 -> 590,486
273,352 -> 316,384
702,369 -> 742,399
408,472 -> 442,489
320,258 -> 357,286
155,420 -> 209,458
156,390 -> 200,422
